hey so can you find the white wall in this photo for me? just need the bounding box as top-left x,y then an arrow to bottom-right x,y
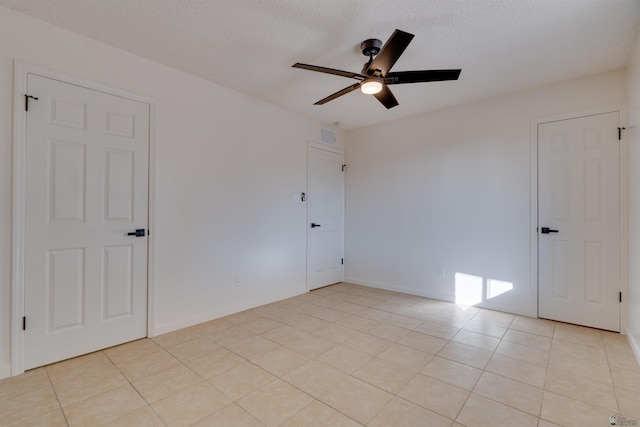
626,29 -> 640,361
345,70 -> 627,318
0,6 -> 343,378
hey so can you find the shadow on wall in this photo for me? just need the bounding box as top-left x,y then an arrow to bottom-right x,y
454,272 -> 513,307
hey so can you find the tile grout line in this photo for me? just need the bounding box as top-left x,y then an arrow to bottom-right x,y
44,365 -> 71,427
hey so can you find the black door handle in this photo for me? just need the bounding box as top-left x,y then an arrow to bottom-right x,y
127,229 -> 146,237
310,223 -> 321,228
540,227 -> 559,234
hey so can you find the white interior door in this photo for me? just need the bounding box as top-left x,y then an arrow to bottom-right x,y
308,146 -> 344,290
24,74 -> 150,369
538,111 -> 620,331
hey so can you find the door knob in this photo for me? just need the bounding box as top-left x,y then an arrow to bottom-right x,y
310,223 -> 321,228
127,229 -> 146,237
540,227 -> 559,234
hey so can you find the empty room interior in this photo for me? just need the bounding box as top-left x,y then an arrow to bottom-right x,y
2,0 -> 640,426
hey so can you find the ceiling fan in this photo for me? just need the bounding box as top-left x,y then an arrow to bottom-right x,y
292,29 -> 461,109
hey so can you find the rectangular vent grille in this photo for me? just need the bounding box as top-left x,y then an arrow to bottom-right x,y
320,128 -> 336,146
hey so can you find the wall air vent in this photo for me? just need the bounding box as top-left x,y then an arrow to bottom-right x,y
320,128 -> 336,146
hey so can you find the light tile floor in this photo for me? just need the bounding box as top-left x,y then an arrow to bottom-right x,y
2,282 -> 640,427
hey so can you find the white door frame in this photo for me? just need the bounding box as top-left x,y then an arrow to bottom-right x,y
306,141 -> 345,290
529,104 -> 628,332
11,62 -> 156,376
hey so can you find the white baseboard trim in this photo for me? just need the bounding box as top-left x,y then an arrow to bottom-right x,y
626,327 -> 640,366
344,276 -> 534,317
151,289 -> 307,337
0,364 -> 12,380
345,276 -> 450,300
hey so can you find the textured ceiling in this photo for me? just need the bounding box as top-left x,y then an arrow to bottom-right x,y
2,0 -> 640,130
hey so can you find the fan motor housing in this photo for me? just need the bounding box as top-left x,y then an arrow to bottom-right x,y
361,39 -> 382,56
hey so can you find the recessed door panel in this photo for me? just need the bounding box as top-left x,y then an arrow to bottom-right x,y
551,240 -> 569,300
105,149 -> 134,222
583,159 -> 602,221
584,241 -> 603,304
49,98 -> 86,130
103,245 -> 133,319
583,128 -> 601,150
48,140 -> 86,223
551,162 -> 569,220
105,111 -> 135,139
47,248 -> 85,332
551,132 -> 569,153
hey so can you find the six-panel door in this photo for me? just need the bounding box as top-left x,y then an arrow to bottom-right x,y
538,112 -> 620,331
24,74 -> 149,369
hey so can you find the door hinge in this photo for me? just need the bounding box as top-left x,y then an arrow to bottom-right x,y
342,164 -> 346,172
619,291 -> 622,303
341,258 -> 344,265
22,316 -> 26,331
24,94 -> 39,112
618,127 -> 626,141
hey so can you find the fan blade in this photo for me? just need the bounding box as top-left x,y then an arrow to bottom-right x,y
373,85 -> 399,109
314,83 -> 361,105
386,69 -> 461,84
293,63 -> 366,80
367,29 -> 414,76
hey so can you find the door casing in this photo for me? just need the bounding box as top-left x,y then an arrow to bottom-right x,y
11,62 -> 156,376
529,105 -> 628,333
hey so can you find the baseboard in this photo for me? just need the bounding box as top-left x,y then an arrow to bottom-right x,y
626,326 -> 640,366
0,364 -> 11,380
345,276 -> 431,297
346,276 -> 463,305
344,276 -> 534,317
151,289 -> 307,337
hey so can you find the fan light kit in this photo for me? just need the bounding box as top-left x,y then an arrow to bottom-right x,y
293,29 -> 461,109
361,78 -> 383,94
